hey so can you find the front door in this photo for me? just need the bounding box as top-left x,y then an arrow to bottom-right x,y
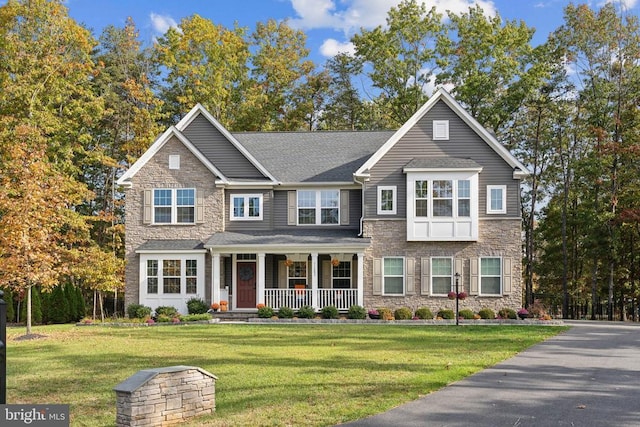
237,262 -> 257,309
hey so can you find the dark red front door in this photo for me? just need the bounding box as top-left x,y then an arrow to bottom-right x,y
237,262 -> 257,309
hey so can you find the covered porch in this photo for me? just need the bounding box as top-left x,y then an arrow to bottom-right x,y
205,230 -> 370,312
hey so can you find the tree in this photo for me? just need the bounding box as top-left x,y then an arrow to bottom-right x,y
352,0 -> 445,126
154,14 -> 249,128
552,3 -> 640,320
322,53 -> 365,130
437,5 -> 536,133
236,19 -> 314,130
0,123 -> 91,334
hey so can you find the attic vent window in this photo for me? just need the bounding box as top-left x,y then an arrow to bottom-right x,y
433,120 -> 449,140
169,155 -> 180,169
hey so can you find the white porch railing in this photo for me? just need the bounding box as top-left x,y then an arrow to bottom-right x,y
264,289 -> 358,311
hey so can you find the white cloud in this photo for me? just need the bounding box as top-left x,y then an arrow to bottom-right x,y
289,0 -> 498,57
320,39 -> 356,56
149,12 -> 178,35
289,0 -> 497,34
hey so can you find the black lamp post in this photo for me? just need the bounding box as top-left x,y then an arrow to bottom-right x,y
455,272 -> 460,326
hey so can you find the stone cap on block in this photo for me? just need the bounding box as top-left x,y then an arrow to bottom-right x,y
113,365 -> 218,393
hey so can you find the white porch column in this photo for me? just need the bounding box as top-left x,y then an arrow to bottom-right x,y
357,252 -> 365,306
212,252 -> 221,304
257,253 -> 266,306
311,252 -> 318,309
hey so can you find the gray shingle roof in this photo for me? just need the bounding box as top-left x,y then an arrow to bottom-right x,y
205,229 -> 370,250
404,157 -> 483,170
233,131 -> 394,183
136,240 -> 205,252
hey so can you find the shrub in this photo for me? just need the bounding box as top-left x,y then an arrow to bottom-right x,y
394,307 -> 413,320
277,306 -> 294,319
127,304 -> 152,319
478,308 -> 496,319
181,313 -> 212,322
458,309 -> 475,319
186,297 -> 209,314
155,306 -> 178,317
257,306 -> 274,318
529,299 -> 548,317
437,309 -> 455,319
414,307 -> 433,320
347,305 -> 367,319
297,305 -> 315,319
156,314 -> 173,323
377,307 -> 394,320
320,305 -> 339,319
498,308 -> 517,319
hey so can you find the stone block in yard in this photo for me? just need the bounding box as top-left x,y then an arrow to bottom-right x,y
114,365 -> 217,427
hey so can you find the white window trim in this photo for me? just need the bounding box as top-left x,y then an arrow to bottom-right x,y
377,185 -> 397,215
139,252 -> 206,314
382,256 -> 405,296
296,189 -> 340,225
153,188 -> 195,225
230,194 -> 264,221
487,185 -> 507,214
406,172 -> 479,241
430,257 -> 453,296
433,120 -> 449,140
479,256 -> 502,296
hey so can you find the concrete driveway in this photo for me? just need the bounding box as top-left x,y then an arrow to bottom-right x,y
342,321 -> 640,427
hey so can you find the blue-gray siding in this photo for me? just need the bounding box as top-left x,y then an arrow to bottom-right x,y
366,100 -> 520,219
181,113 -> 267,180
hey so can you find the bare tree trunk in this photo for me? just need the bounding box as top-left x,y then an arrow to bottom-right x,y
99,291 -> 104,323
26,285 -> 32,335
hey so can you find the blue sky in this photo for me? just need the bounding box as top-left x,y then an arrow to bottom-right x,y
59,0 -> 640,65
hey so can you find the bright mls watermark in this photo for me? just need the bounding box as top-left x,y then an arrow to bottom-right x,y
1,405 -> 69,426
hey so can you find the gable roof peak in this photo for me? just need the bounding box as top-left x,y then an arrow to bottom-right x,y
355,87 -> 529,178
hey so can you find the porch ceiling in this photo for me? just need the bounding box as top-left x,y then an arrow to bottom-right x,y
204,229 -> 370,254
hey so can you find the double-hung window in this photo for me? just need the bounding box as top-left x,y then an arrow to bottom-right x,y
153,188 -> 195,224
431,257 -> 453,295
288,261 -> 308,288
377,186 -> 397,215
383,257 -> 404,295
487,185 -> 506,214
332,262 -> 351,289
480,257 -> 502,295
297,190 -> 339,225
231,194 -> 263,220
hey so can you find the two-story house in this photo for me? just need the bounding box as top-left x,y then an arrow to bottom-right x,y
117,88 -> 528,315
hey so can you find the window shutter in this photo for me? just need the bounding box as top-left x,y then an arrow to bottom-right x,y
455,258 -> 464,292
322,261 -> 331,289
373,258 -> 382,295
195,190 -> 204,223
287,191 -> 296,225
351,257 -> 357,288
143,190 -> 152,224
340,190 -> 349,225
470,258 -> 479,295
406,258 -> 415,295
421,257 -> 430,295
278,261 -> 287,288
503,257 -> 512,295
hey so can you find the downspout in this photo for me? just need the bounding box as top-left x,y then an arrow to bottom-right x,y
354,173 -> 369,237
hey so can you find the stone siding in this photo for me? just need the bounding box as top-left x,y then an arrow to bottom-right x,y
123,136 -> 224,310
362,219 -> 523,315
114,366 -> 217,427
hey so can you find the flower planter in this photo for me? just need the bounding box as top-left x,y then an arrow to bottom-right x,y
368,313 -> 380,319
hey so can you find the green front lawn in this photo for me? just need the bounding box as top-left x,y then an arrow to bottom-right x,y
6,323 -> 566,426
